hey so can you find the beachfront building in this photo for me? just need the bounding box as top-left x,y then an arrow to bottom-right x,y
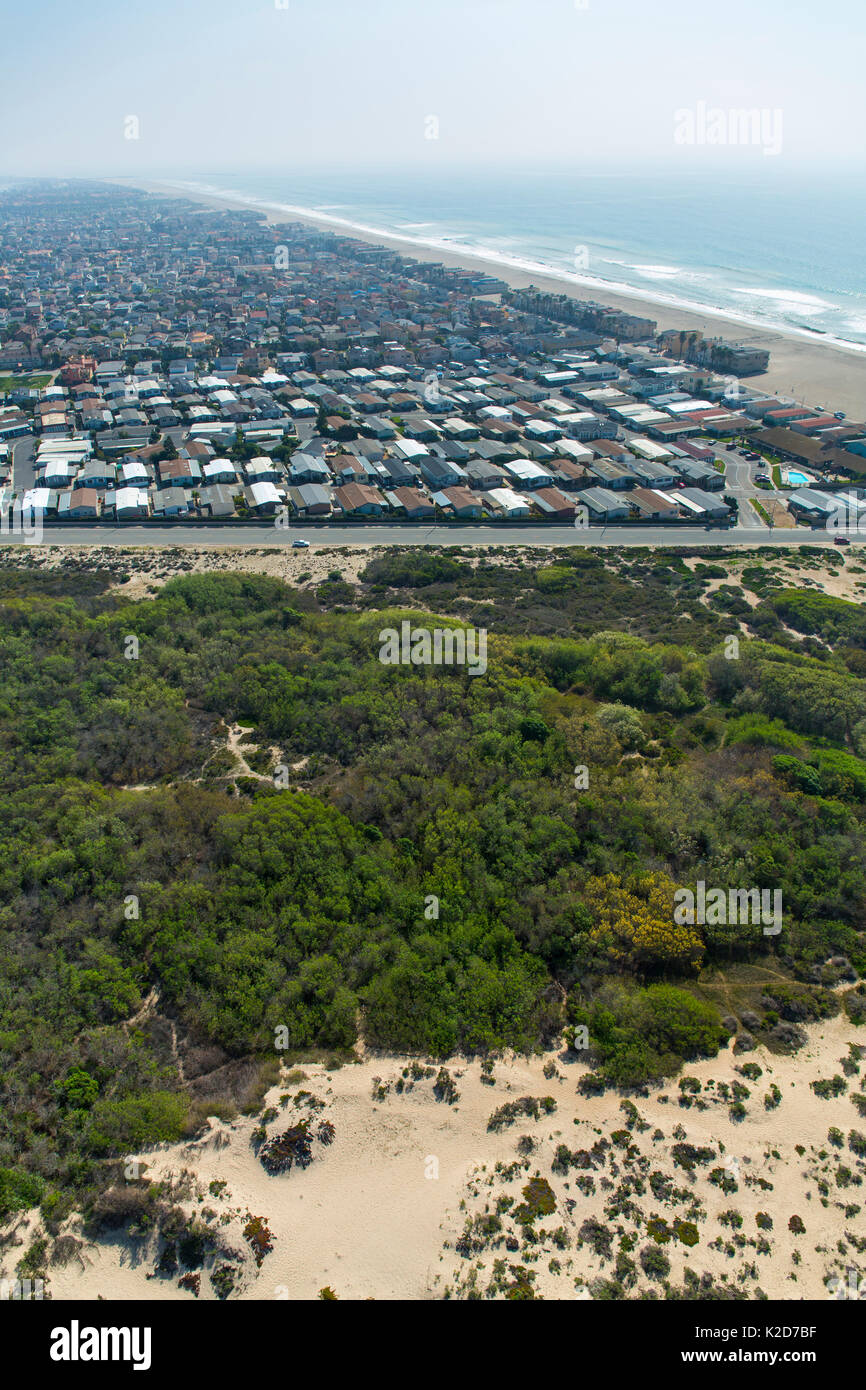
246,481 -> 282,515
333,483 -> 385,516
576,486 -> 630,521
678,487 -> 731,520
113,486 -> 151,521
483,487 -> 532,517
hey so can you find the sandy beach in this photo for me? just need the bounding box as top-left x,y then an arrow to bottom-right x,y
115,177 -> 866,421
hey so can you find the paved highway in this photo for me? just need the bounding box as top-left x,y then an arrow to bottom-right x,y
0,523 -> 851,548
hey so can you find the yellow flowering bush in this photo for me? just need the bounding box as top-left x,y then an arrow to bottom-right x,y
583,872 -> 703,973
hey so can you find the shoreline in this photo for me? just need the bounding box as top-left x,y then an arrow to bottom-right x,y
114,176 -> 866,419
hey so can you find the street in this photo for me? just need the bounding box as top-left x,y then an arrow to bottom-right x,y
0,521 -> 851,548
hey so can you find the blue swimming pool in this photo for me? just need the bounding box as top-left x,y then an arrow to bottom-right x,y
787,470 -> 810,486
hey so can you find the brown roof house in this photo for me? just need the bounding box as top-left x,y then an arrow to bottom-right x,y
58,486 -> 99,520
334,482 -> 385,516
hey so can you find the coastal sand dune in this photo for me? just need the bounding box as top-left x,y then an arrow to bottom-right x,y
9,1017 -> 864,1302
5,542 -> 866,606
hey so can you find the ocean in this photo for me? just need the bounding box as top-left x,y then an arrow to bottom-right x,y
166,166 -> 866,353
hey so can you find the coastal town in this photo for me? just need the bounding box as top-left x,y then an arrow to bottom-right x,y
1,181 -> 864,536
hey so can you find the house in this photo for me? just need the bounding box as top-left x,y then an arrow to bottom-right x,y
201,459 -> 238,486
386,487 -> 435,518
629,459 -> 677,488
325,415 -> 358,441
159,457 -> 201,489
675,461 -> 724,490
38,438 -> 92,465
80,406 -> 114,431
330,454 -> 369,485
246,481 -> 282,515
465,459 -> 507,490
786,487 -> 839,522
524,419 -> 563,444
502,459 -> 555,490
76,461 -> 116,489
677,487 -> 731,519
260,370 -> 290,391
20,487 -> 57,517
420,456 -> 467,490
40,411 -> 69,435
551,460 -> 592,491
101,428 -> 153,455
136,378 -> 162,400
585,459 -> 636,490
168,359 -> 195,378
114,486 -> 151,521
289,453 -> 331,485
60,486 -> 99,520
433,487 -> 483,518
559,410 -> 616,441
150,487 -> 193,517
553,438 -> 595,465
481,417 -> 521,443
629,487 -> 679,519
532,487 -> 576,519
483,486 -> 532,518
199,483 -> 237,518
440,416 -> 479,441
392,438 -> 431,462
379,455 -> 419,487
38,460 -> 74,489
365,461 -> 392,489
628,437 -> 674,464
333,482 -> 385,516
361,415 -> 398,440
354,392 -> 389,415
576,486 -> 629,520
59,355 -> 96,386
402,415 -> 442,442
351,438 -> 386,463
432,440 -> 472,463
95,360 -> 125,384
244,457 -> 281,485
0,416 -> 32,440
119,459 -> 151,488
289,483 -> 331,516
676,439 -> 718,464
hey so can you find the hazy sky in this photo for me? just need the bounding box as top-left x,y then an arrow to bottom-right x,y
2,0 -> 863,176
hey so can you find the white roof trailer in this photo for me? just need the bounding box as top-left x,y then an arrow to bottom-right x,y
187,423 -> 236,439
654,488 -> 704,515
38,438 -> 92,455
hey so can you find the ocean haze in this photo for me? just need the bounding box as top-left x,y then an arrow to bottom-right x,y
0,0 -> 863,174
